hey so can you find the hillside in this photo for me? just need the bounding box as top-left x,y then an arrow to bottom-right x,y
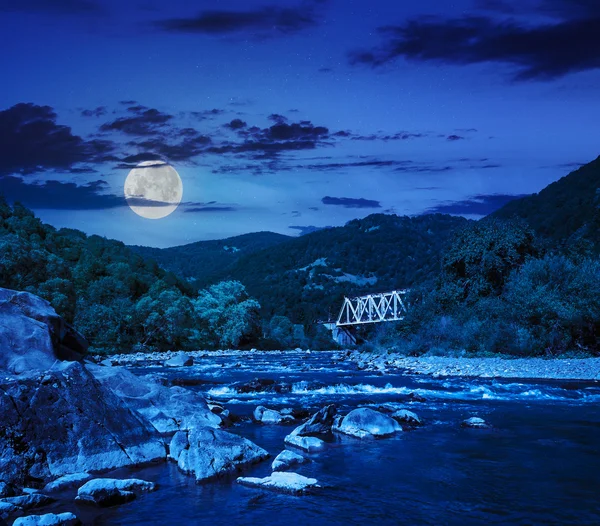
141,213 -> 469,324
131,231 -> 292,283
493,156 -> 600,247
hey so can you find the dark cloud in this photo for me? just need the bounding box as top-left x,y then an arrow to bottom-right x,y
156,2 -> 326,38
350,12 -> 600,80
268,113 -> 287,123
131,134 -> 211,162
318,67 -> 333,73
80,106 -> 107,118
0,103 -> 116,176
0,0 -> 103,14
100,107 -> 173,136
224,118 -> 247,130
447,134 -> 465,141
322,196 -> 381,209
0,175 -> 124,210
426,193 -> 529,215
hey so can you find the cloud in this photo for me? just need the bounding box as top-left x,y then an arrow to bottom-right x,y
224,118 -> 247,130
426,193 -> 529,215
100,106 -> 173,136
350,12 -> 600,80
0,103 -> 116,176
80,106 -> 107,118
155,2 -> 326,38
322,196 -> 381,209
446,134 -> 465,141
0,175 -> 125,210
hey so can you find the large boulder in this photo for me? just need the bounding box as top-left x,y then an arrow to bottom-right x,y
75,478 -> 156,507
88,365 -> 221,433
237,472 -> 319,495
0,362 -> 165,488
334,408 -> 401,439
170,427 -> 269,483
0,288 -> 87,376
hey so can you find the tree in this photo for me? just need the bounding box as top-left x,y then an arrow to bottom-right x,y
193,281 -> 261,348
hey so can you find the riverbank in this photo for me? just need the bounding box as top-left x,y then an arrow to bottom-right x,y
340,351 -> 600,381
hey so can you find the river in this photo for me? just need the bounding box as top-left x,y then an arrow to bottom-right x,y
87,350 -> 600,525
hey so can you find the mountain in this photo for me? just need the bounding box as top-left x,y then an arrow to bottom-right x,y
493,156 -> 600,248
139,213 -> 469,324
131,232 -> 292,284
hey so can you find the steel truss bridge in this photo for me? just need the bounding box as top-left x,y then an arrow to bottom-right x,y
336,289 -> 408,327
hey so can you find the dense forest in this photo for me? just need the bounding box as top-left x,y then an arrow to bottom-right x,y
133,213 -> 469,325
0,199 -> 265,353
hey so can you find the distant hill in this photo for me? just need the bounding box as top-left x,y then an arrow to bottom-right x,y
131,231 -> 292,284
138,213 -> 469,324
493,156 -> 600,248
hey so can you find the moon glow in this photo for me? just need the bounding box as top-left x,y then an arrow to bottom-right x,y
124,160 -> 183,219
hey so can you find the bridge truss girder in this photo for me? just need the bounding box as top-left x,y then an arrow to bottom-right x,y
336,289 -> 408,327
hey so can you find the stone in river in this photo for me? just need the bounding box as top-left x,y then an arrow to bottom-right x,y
253,406 -> 294,424
334,408 -> 401,438
164,352 -> 193,367
462,417 -> 488,428
43,473 -> 92,494
170,427 -> 269,483
284,434 -> 326,452
237,472 -> 319,495
12,512 -> 80,525
391,409 -> 422,426
271,450 -> 310,471
75,478 -> 156,507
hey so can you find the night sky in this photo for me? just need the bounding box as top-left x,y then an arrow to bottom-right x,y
1,0 -> 599,247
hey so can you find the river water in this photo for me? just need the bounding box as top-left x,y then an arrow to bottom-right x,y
91,351 -> 600,525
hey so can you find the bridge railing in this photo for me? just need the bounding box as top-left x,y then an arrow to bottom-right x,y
336,289 -> 408,326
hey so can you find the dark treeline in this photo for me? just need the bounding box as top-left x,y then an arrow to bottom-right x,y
0,199 -> 302,353
372,217 -> 600,357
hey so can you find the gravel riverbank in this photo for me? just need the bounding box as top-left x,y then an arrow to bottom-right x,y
341,351 -> 600,381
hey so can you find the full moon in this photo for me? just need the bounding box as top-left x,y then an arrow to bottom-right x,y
124,160 -> 183,219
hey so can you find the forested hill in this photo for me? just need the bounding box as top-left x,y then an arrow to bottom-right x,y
493,156 -> 600,249
138,213 -> 469,324
131,231 -> 291,284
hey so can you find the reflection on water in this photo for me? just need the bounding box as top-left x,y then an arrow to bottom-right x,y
81,351 -> 600,525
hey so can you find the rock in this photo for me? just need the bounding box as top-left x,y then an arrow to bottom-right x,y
272,450 -> 310,471
237,472 -> 319,495
407,392 -> 427,402
164,352 -> 193,367
12,512 -> 80,525
171,427 -> 269,483
43,473 -> 92,493
391,409 -> 422,426
291,405 -> 337,436
0,483 -> 16,498
0,288 -> 87,377
0,501 -> 20,521
0,362 -> 165,488
283,435 -> 325,452
334,408 -> 401,439
283,405 -> 336,452
0,494 -> 54,511
253,406 -> 294,424
76,478 -> 156,507
231,378 -> 291,394
462,417 -> 488,429
88,365 -> 221,434
168,431 -> 188,461
100,359 -> 114,367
